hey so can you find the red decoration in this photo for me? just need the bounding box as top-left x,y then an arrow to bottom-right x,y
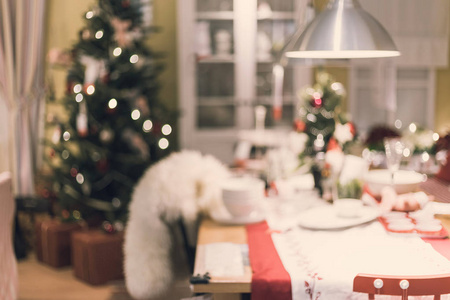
272,106 -> 282,121
49,148 -> 56,158
122,0 -> 130,8
70,167 -> 78,177
62,210 -> 71,219
101,73 -> 110,84
293,119 -> 306,132
42,188 -> 50,198
314,98 -> 322,106
327,137 -> 341,151
347,121 -> 356,136
102,221 -> 116,234
66,81 -> 75,95
96,159 -> 109,173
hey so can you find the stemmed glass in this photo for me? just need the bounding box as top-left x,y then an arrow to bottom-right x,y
384,137 -> 405,186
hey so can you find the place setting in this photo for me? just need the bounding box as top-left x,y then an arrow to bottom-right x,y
209,176 -> 267,225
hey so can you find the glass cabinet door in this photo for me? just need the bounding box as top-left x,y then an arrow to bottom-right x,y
255,0 -> 301,128
195,0 -> 235,129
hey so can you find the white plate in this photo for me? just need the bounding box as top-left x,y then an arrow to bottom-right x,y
210,208 -> 265,225
297,205 -> 380,230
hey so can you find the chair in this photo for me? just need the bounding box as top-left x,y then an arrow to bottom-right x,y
123,150 -> 231,299
353,273 -> 450,300
0,172 -> 18,300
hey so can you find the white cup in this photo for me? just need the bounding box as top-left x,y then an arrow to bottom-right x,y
334,198 -> 363,218
221,177 -> 265,218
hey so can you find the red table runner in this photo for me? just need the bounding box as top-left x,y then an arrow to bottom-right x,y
247,221 -> 450,300
246,222 -> 292,300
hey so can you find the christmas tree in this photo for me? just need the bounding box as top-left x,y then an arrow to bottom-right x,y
295,70 -> 356,197
44,0 -> 175,230
296,70 -> 354,157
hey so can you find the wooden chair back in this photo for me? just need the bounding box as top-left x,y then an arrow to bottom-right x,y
353,273 -> 450,300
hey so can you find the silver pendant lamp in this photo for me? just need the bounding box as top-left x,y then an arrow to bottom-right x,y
283,0 -> 400,59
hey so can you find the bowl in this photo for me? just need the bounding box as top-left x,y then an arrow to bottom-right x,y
364,169 -> 426,196
221,177 -> 265,218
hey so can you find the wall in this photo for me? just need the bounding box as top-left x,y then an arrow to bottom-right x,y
45,0 -> 177,109
45,0 -> 449,138
436,27 -> 450,134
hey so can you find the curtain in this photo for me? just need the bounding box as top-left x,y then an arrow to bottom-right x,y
0,0 -> 46,196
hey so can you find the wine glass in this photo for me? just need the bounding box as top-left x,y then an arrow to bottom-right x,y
384,137 -> 405,186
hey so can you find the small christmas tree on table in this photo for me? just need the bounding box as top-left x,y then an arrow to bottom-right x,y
295,70 -> 356,196
44,0 -> 175,231
296,70 -> 355,156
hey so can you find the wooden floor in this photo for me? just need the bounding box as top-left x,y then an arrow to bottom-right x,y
18,253 -> 193,300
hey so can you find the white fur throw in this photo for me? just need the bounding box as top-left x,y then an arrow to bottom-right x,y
124,150 -> 231,299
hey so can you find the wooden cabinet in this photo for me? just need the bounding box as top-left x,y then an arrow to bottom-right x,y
177,0 -> 311,164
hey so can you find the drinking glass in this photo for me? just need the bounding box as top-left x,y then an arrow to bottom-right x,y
384,137 -> 405,185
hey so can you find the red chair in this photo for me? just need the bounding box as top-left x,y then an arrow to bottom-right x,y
353,273 -> 450,300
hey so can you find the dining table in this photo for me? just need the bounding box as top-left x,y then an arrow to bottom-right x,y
190,178 -> 450,300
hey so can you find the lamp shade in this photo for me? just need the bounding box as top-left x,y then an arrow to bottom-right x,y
284,0 -> 400,59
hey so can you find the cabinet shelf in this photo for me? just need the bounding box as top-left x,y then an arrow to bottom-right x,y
197,56 -> 235,63
257,11 -> 296,20
256,95 -> 296,105
198,97 -> 236,105
196,11 -> 234,20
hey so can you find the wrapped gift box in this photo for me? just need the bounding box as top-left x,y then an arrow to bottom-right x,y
71,230 -> 124,285
35,219 -> 82,268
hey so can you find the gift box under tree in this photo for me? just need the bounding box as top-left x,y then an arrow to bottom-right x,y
71,230 -> 124,285
35,219 -> 82,268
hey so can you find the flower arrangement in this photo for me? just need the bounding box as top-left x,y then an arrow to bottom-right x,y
402,123 -> 439,155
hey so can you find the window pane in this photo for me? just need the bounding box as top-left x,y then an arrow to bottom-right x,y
353,88 -> 388,133
197,105 -> 235,128
197,63 -> 234,97
396,88 -> 428,127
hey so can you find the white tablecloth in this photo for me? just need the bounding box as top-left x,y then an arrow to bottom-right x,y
268,218 -> 450,300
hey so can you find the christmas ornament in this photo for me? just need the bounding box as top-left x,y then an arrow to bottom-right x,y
61,209 -> 71,220
41,188 -> 50,198
81,180 -> 91,196
82,29 -> 92,40
100,128 -> 114,144
80,55 -> 106,85
135,96 -> 150,116
96,159 -> 109,173
112,197 -> 121,208
122,128 -> 149,159
66,81 -> 75,95
102,220 -> 116,233
70,167 -> 78,177
293,119 -> 306,132
51,124 -> 62,144
77,101 -> 89,137
113,220 -> 124,232
111,17 -> 132,48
